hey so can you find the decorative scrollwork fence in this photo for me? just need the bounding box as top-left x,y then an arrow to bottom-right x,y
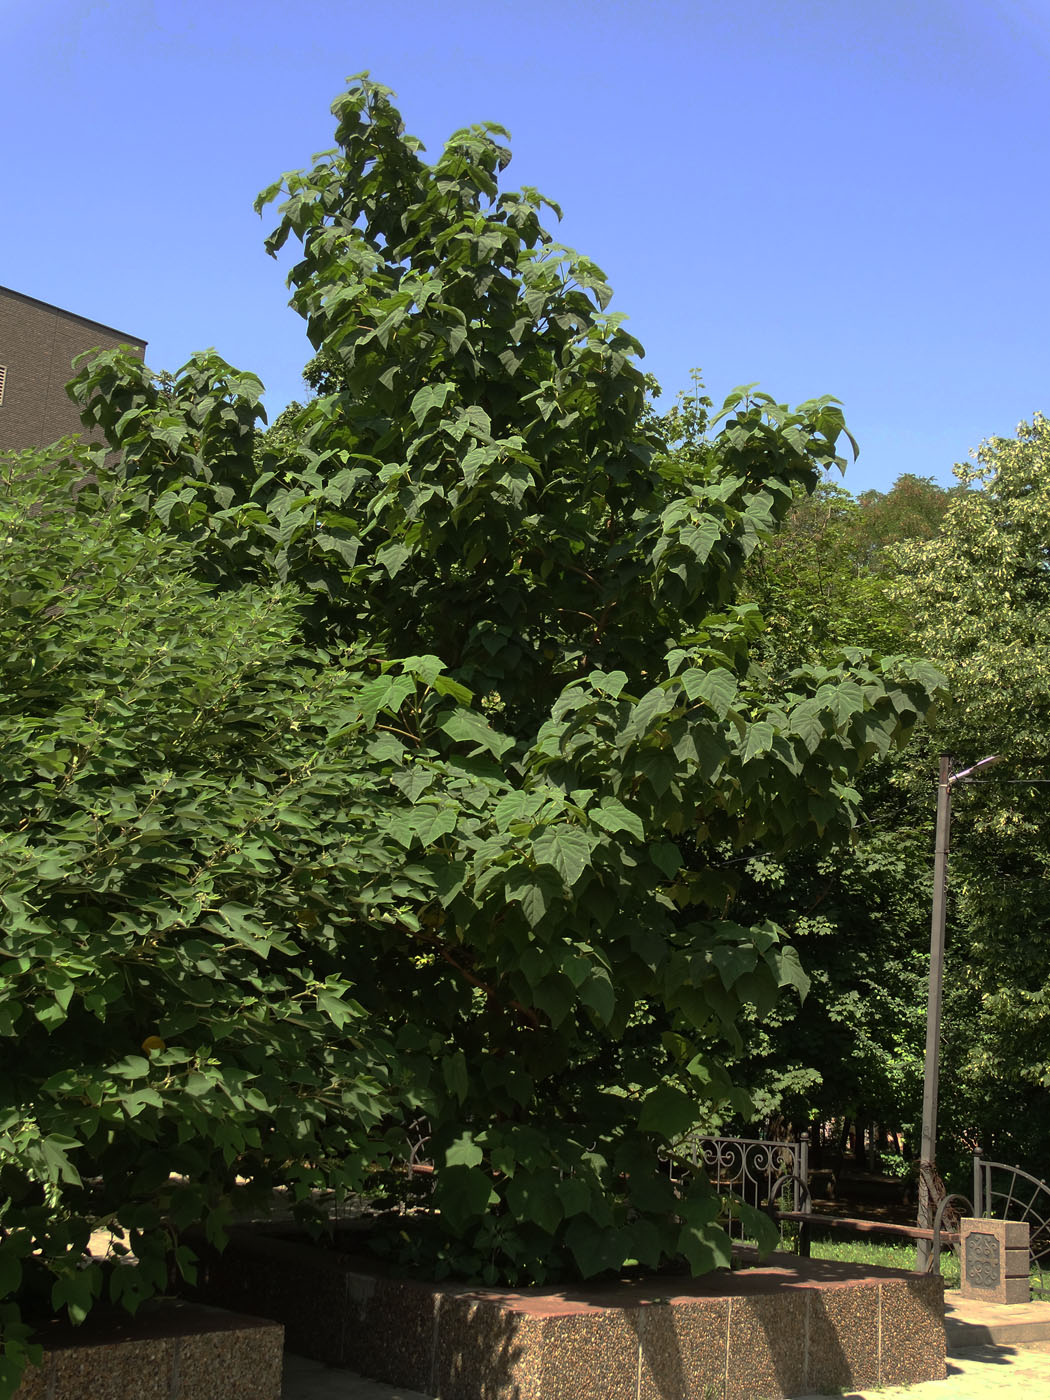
668,1134 -> 811,1236
666,1137 -> 1050,1294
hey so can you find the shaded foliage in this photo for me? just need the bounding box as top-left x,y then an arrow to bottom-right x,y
686,468 -> 958,1149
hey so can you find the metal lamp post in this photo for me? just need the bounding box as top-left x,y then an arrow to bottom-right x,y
916,753 -> 1001,1272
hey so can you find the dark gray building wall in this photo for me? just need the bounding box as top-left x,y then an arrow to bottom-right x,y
0,285 -> 147,453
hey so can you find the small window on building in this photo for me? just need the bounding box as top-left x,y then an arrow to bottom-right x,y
0,365 -> 6,406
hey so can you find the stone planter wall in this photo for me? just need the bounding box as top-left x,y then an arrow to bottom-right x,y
13,1301 -> 282,1400
189,1229 -> 946,1400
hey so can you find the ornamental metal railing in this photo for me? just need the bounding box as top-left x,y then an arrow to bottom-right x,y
669,1133 -> 811,1232
974,1151 -> 1050,1297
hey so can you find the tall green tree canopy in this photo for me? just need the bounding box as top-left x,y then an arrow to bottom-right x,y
0,74 -> 939,1394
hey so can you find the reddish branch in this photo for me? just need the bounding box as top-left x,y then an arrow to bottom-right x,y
408,923 -> 540,1029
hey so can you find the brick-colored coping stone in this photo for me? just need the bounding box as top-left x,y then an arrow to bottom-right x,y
189,1228 -> 945,1400
13,1299 -> 283,1400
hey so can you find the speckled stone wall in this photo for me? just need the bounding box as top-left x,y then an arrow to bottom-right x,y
191,1230 -> 946,1399
12,1302 -> 282,1400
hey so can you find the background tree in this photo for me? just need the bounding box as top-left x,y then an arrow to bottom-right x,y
893,415 -> 1050,1175
679,468 -> 958,1161
743,473 -> 955,674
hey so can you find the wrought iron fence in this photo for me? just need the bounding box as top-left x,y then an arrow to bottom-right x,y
668,1134 -> 811,1235
973,1152 -> 1050,1297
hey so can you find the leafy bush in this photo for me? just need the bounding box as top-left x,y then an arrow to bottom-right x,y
0,440 -> 415,1387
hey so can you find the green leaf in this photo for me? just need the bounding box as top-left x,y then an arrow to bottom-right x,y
415,806 -> 459,844
621,686 -> 675,741
677,1220 -> 732,1275
506,1174 -> 563,1234
316,988 -> 359,1029
107,1055 -> 151,1081
772,945 -> 810,1000
591,798 -> 644,842
532,826 -> 593,888
391,767 -> 437,802
376,542 -> 410,577
432,1165 -> 497,1230
735,1200 -> 781,1256
533,973 -> 575,1027
579,968 -> 615,1023
445,1132 -> 484,1168
564,1217 -> 627,1277
432,674 -> 474,704
51,1267 -> 100,1325
742,720 -> 776,762
710,943 -> 756,991
439,709 -> 513,759
506,867 -> 563,927
442,1052 -> 469,1103
649,841 -> 682,878
556,1176 -> 592,1218
788,700 -> 825,753
681,667 -> 738,718
589,669 -> 628,698
638,1083 -> 701,1139
0,1248 -> 23,1298
410,382 -> 456,425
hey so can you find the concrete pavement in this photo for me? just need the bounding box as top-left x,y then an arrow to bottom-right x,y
793,1340 -> 1050,1398
282,1341 -> 1050,1398
282,1352 -> 432,1399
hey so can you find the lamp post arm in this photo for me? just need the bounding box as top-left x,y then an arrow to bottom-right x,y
951,754 -> 1003,786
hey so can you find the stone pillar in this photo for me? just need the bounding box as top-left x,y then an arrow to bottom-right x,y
959,1218 -> 1031,1304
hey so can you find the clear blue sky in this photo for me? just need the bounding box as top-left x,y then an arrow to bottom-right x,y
5,0 -> 1049,492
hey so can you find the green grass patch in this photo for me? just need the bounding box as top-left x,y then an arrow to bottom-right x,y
798,1236 -> 961,1288
740,1227 -> 1047,1294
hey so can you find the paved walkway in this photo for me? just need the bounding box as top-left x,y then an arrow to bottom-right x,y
282,1340 -> 1050,1398
795,1340 -> 1050,1398
283,1353 -> 431,1399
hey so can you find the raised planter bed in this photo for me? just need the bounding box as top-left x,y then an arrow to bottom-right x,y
188,1227 -> 945,1399
12,1299 -> 283,1400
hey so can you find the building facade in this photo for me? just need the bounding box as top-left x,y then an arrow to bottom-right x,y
0,285 -> 147,453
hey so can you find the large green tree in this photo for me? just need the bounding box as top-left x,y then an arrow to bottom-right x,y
0,74 -> 939,1395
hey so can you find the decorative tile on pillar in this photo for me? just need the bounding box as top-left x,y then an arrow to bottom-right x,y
960,1218 -> 1030,1304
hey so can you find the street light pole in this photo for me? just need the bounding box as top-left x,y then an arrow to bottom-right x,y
916,753 -> 1002,1272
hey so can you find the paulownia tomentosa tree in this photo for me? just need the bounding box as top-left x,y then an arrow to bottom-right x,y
0,75 -> 940,1387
